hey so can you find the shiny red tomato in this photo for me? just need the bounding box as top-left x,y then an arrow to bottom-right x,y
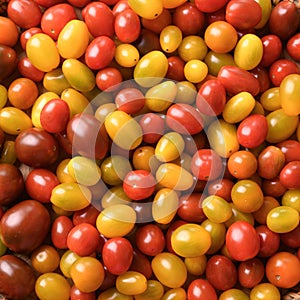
255,225 -> 280,258
207,178 -> 234,202
279,161 -> 300,189
194,0 -> 229,13
238,258 -> 264,288
287,33 -> 300,61
96,67 -> 123,92
280,224 -> 300,248
187,279 -> 217,300
249,66 -> 271,94
259,34 -> 282,67
17,57 -> 44,82
70,285 -> 96,300
166,56 -> 185,82
130,249 -> 153,279
276,140 -> 300,162
51,215 -> 74,249
115,87 -> 145,114
141,8 -> 172,34
139,113 -> 165,144
262,177 -> 287,198
72,205 -> 100,226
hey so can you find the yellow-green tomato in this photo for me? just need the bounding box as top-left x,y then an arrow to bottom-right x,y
134,280 -> 164,300
101,185 -> 131,208
161,288 -> 187,300
0,141 -> 17,164
219,288 -> 250,300
222,92 -> 256,123
114,43 -> 140,68
171,223 -> 212,257
104,110 -> 143,150
26,33 -> 60,72
254,0 -> 272,29
260,87 -> 281,112
178,35 -> 208,62
204,51 -> 236,76
116,271 -> 147,296
151,252 -> 187,288
266,205 -> 299,233
175,81 -> 197,104
62,58 -> 95,92
184,255 -> 207,276
50,182 -> 91,211
160,25 -> 182,53
0,107 -> 32,135
162,0 -> 187,9
225,203 -> 255,227
281,189 -> 300,212
184,59 -> 208,83
128,0 -> 163,19
249,283 -> 281,300
43,68 -> 71,95
134,50 -> 168,87
98,287 -> 133,300
280,74 -> 300,116
35,273 -> 70,300
94,102 -> 117,124
234,34 -> 263,70
0,84 -> 7,109
57,19 -> 90,59
96,204 -> 136,238
59,250 -> 80,278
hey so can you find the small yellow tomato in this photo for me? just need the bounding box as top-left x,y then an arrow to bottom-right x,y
184,59 -> 208,83
281,189 -> 300,212
204,51 -> 236,76
98,288 -> 133,300
128,0 -> 163,19
43,68 -> 71,95
134,280 -> 164,300
0,141 -> 16,164
178,35 -> 208,62
175,81 -> 197,104
219,288 -> 250,300
60,250 -> 80,278
161,288 -> 187,300
116,271 -> 147,296
184,255 -> 207,276
250,283 -> 280,300
101,185 -> 131,208
94,102 -> 117,123
56,158 -> 75,183
115,43 -> 140,68
133,145 -> 161,173
160,25 -> 182,53
0,84 -> 7,109
225,203 -> 255,228
260,87 -> 281,111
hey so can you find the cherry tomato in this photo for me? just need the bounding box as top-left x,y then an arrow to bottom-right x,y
0,45 -> 18,82
116,271 -> 147,296
51,215 -> 74,249
96,67 -> 123,92
17,57 -> 45,82
280,224 -> 300,248
259,34 -> 282,67
0,16 -> 19,47
194,0 -> 229,13
287,32 -> 300,61
238,258 -> 264,289
128,0 -> 163,20
249,283 -> 281,300
187,279 -> 217,300
139,113 -> 165,144
276,140 -> 300,163
73,205 -> 100,226
280,161 -> 300,189
256,224 -> 280,257
70,285 -> 96,300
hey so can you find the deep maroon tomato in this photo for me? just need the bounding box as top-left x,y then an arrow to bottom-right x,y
237,114 -> 268,148
256,225 -> 280,257
194,0 -> 229,13
166,56 -> 185,82
0,164 -> 24,206
205,7 -> 226,24
276,140 -> 300,163
287,33 -> 300,61
225,0 -> 262,30
249,66 -> 271,94
0,200 -> 50,253
17,57 -> 44,82
217,65 -> 260,96
196,79 -> 226,116
205,255 -> 237,291
41,3 -> 77,40
166,220 -> 187,254
0,45 -> 18,82
40,99 -> 70,133
280,224 -> 300,248
279,161 -> 300,189
72,205 -> 100,226
115,87 -> 145,114
85,36 -> 116,70
259,34 -> 282,67
15,128 -> 59,168
82,2 -> 115,38
102,237 -> 133,275
262,177 -> 287,198
70,285 -> 96,300
135,224 -> 165,256
269,58 -> 300,86
7,0 -> 42,29
19,27 -> 43,50
139,113 -> 165,144
133,28 -> 162,56
123,169 -> 156,200
129,249 -> 152,279
98,268 -> 117,292
191,149 -> 224,181
114,8 -> 141,43
226,221 -> 260,261
207,178 -> 234,202
187,279 -> 217,300
25,168 -> 60,203
51,215 -> 74,249
55,131 -> 73,156
173,2 -> 205,35
238,258 -> 265,288
96,67 -> 123,92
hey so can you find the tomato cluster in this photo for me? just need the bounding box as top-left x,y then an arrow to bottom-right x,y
0,0 -> 300,299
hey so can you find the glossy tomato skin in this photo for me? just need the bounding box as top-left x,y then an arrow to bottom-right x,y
194,0 -> 229,13
287,33 -> 300,61
0,45 -> 18,83
276,140 -> 300,162
259,34 -> 282,67
187,279 -> 217,300
17,57 -> 45,82
280,161 -> 300,189
166,56 -> 185,82
51,215 -> 74,249
70,285 -> 96,300
139,113 -> 165,144
255,225 -> 280,258
238,258 -> 264,288
72,205 -> 100,226
19,27 -> 43,50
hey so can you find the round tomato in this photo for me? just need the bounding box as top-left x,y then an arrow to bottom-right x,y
255,225 -> 280,258
187,279 -> 217,300
259,34 -> 282,67
238,258 -> 264,288
287,32 -> 300,61
0,16 -> 19,47
280,161 -> 300,189
51,216 -> 74,249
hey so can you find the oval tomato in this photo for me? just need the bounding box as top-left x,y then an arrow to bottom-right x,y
280,161 -> 300,189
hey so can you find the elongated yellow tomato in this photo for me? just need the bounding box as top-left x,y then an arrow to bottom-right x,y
101,186 -> 131,208
114,43 -> 140,68
128,0 -> 163,19
50,182 -> 91,211
280,74 -> 300,116
160,25 -> 182,53
254,0 -> 272,29
98,288 -> 133,300
156,163 -> 194,191
0,84 -> 7,109
62,59 -> 95,93
116,271 -> 147,296
282,189 -> 300,212
0,141 -> 16,164
222,92 -> 256,123
207,119 -> 239,158
134,280 -> 164,300
0,107 -> 32,135
43,68 -> 71,95
134,51 -> 168,87
162,0 -> 187,8
56,159 -> 75,183
104,110 -> 143,150
184,255 -> 207,276
234,34 -> 263,70
161,288 -> 187,300
260,87 -> 280,112
178,35 -> 208,62
145,80 -> 177,112
57,20 -> 90,59
26,33 -> 60,72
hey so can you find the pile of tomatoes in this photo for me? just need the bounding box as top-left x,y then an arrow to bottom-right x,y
0,0 -> 300,299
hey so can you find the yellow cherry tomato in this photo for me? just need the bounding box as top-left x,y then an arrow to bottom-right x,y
116,271 -> 147,296
0,107 -> 32,135
160,25 -> 182,53
98,287 -> 133,300
184,255 -> 207,276
260,87 -> 281,111
0,141 -> 16,164
225,203 -> 255,228
175,81 -> 197,104
26,33 -> 60,72
115,43 -> 140,68
60,250 -> 80,278
128,0 -> 163,19
50,182 -> 91,211
56,158 -> 75,183
162,0 -> 187,8
184,59 -> 208,83
281,189 -> 300,212
133,145 -> 161,173
57,19 -> 90,59
43,68 -> 71,95
250,283 -> 280,300
94,103 -> 117,124
134,280 -> 164,300
178,35 -> 208,62
0,84 -> 7,109
219,289 -> 250,300
101,185 -> 131,208
254,0 -> 272,29
204,51 -> 236,76
161,288 -> 187,300
222,92 -> 256,123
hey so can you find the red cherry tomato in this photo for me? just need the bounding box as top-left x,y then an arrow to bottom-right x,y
130,249 -> 153,279
207,178 -> 234,202
115,87 -> 145,114
259,34 -> 282,67
287,32 -> 300,61
139,113 -> 165,144
276,140 -> 300,163
187,279 -> 217,300
249,66 -> 271,94
166,56 -> 185,82
194,0 -> 229,13
256,225 -> 280,258
95,67 -> 123,92
17,57 -> 44,82
51,215 -> 74,249
72,205 -> 100,226
279,161 -> 300,189
70,285 -> 96,300
280,224 -> 300,248
238,258 -> 265,288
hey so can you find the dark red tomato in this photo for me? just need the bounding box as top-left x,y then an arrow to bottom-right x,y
177,193 -> 206,223
191,149 -> 224,181
166,56 -> 185,82
51,215 -> 74,249
112,0 -> 130,15
269,0 -> 300,40
130,249 -> 152,279
41,3 -> 77,40
72,205 -> 100,226
55,131 -> 73,156
238,258 -> 264,288
166,103 -> 203,135
173,2 -> 205,35
67,223 -> 101,256
217,65 -> 260,96
196,79 -> 226,116
225,0 -> 262,30
130,200 -> 153,224
17,57 -> 44,82
183,132 -> 207,156
262,177 -> 287,198
114,8 -> 141,43
7,0 -> 42,29
67,0 -> 90,8
259,34 -> 282,67
280,224 -> 300,248
139,113 -> 165,144
269,58 -> 300,86
102,237 -> 133,275
249,66 -> 270,94
70,285 -> 96,300
82,2 -> 114,38
276,140 -> 300,163
226,221 -> 260,261
205,7 -> 226,24
237,114 -> 268,148
187,279 -> 217,300
15,128 -> 59,168
40,99 -> 70,133
256,225 -> 280,257
141,8 -> 172,34
0,45 -> 18,82
280,161 -> 300,189
96,67 -> 123,92
19,27 -> 43,50
207,178 -> 234,202
133,28 -> 161,56
85,36 -> 116,70
67,113 -> 109,160
25,168 -> 59,203
194,0 -> 229,13
135,224 -> 165,256
287,33 -> 300,61
166,220 -> 187,254
123,169 -> 156,201
0,207 -> 4,220
115,87 -> 145,114
98,268 -> 117,292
